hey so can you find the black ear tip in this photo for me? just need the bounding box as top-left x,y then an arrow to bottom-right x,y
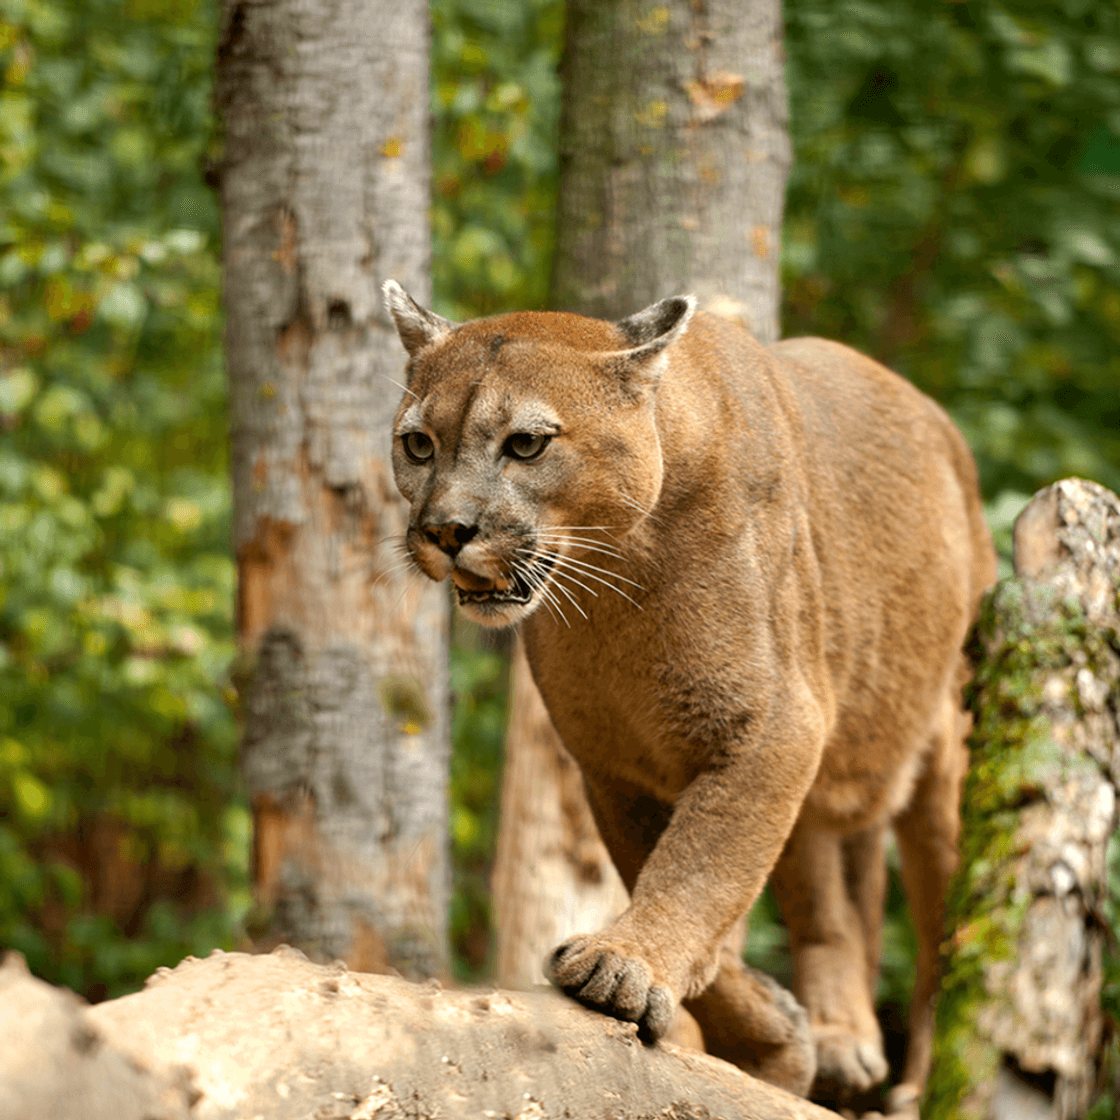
652,294 -> 695,334
615,293 -> 696,348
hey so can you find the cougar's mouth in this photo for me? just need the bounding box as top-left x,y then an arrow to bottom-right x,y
452,553 -> 555,606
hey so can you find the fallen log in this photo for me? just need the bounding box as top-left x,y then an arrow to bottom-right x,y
3,946 -> 838,1120
926,478 -> 1120,1120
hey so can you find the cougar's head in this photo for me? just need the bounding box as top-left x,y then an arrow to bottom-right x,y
382,281 -> 694,627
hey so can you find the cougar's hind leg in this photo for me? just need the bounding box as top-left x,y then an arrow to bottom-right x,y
684,931 -> 816,1097
771,819 -> 889,1104
889,695 -> 969,1115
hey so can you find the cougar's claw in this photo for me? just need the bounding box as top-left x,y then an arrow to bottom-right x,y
548,934 -> 676,1042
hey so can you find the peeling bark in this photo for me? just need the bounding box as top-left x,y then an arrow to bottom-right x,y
215,0 -> 450,975
927,479 -> 1120,1120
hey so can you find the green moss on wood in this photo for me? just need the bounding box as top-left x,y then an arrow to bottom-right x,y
924,579 -> 1109,1119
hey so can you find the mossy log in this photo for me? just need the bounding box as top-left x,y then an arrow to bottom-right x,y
2,946 -> 842,1120
926,479 -> 1120,1120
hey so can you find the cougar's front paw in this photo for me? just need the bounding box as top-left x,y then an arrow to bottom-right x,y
547,934 -> 675,1042
811,1025 -> 889,1102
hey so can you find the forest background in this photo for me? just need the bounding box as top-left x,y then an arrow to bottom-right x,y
1,0 -> 1118,1012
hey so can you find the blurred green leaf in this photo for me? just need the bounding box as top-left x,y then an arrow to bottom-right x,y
431,0 -> 563,319
0,0 -> 245,1000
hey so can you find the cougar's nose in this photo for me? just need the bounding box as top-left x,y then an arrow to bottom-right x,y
422,521 -> 479,558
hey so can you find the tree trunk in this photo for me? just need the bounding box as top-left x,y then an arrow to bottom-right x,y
493,0 -> 790,995
215,0 -> 450,978
550,0 -> 790,340
925,479 -> 1120,1120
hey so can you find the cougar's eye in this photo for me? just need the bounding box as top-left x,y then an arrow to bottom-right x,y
504,432 -> 549,460
401,431 -> 434,463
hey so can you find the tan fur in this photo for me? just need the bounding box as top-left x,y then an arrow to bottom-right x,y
383,282 -> 997,1107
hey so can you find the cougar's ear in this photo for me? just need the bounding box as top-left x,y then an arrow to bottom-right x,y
382,280 -> 456,357
601,295 -> 696,392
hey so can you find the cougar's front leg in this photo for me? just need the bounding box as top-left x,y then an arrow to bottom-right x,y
547,704 -> 823,1096
545,775 -> 678,1036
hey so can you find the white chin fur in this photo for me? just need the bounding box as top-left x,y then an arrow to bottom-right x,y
457,594 -> 543,628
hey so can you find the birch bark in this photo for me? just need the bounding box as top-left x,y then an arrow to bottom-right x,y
215,0 -> 450,977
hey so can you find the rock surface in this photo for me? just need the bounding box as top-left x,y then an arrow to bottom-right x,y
0,951 -> 193,1120
3,945 -> 839,1119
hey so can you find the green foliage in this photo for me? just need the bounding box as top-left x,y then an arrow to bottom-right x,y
0,0 -> 246,999
430,0 -> 563,319
745,884 -> 790,986
783,0 -> 1120,513
448,638 -> 509,979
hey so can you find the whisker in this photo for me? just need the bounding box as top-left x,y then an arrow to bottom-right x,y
535,535 -> 627,562
381,534 -> 414,557
541,525 -> 618,533
519,572 -> 559,625
536,529 -> 626,548
547,573 -> 588,620
541,524 -> 630,547
367,537 -> 424,587
538,586 -> 569,626
546,551 -> 646,591
388,573 -> 420,617
370,563 -> 415,589
537,586 -> 564,631
527,544 -> 643,590
512,555 -> 573,627
517,546 -> 643,602
369,549 -> 425,588
618,492 -> 665,526
547,556 -> 643,609
511,557 -> 570,626
547,564 -> 601,600
516,551 -> 586,621
538,527 -> 626,551
381,374 -> 419,401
